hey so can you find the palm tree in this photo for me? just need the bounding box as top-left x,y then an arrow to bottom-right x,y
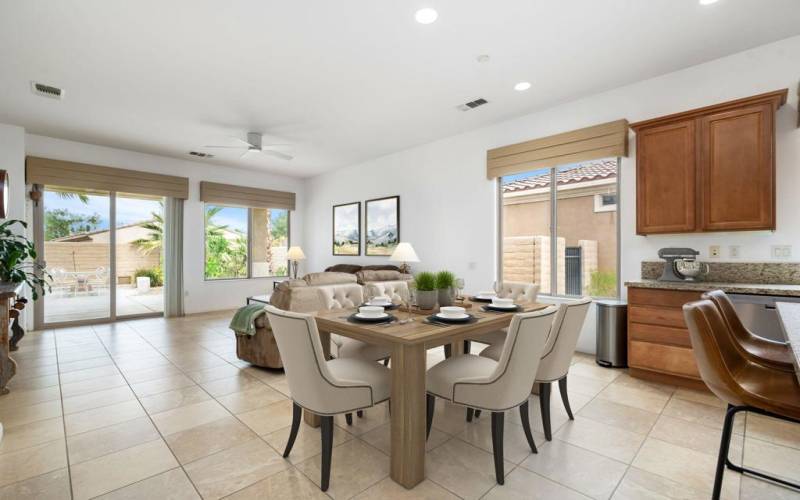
131,201 -> 164,255
54,191 -> 90,204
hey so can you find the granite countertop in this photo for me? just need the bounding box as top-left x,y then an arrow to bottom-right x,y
625,279 -> 800,297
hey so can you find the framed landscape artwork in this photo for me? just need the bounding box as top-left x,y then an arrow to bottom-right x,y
332,202 -> 361,255
365,195 -> 399,256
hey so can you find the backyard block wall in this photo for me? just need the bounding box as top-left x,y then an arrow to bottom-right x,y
45,242 -> 160,283
504,236 -> 597,295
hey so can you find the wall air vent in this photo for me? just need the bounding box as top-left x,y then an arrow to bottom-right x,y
189,151 -> 215,158
457,98 -> 488,112
31,81 -> 64,100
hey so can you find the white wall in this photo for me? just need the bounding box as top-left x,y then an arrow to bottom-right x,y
24,134 -> 305,315
0,124 -> 26,222
304,35 -> 800,354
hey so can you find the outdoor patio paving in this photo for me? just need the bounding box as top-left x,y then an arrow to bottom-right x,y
44,286 -> 163,323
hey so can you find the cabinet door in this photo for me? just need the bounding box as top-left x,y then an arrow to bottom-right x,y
636,120 -> 696,234
699,103 -> 774,231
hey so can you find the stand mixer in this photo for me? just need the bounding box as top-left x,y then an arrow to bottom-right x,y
657,248 -> 708,282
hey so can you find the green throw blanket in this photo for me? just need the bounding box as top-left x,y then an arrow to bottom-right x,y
229,303 -> 266,336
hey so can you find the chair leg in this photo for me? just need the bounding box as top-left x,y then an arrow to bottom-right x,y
712,405 -> 737,500
539,382 -> 552,441
475,409 -> 482,418
283,402 -> 302,458
345,413 -> 353,426
491,411 -> 505,485
383,358 -> 389,366
426,394 -> 435,440
356,410 -> 364,418
519,401 -> 538,454
463,340 -> 471,354
320,416 -> 334,492
466,407 -> 474,422
444,344 -> 452,358
558,376 -> 574,420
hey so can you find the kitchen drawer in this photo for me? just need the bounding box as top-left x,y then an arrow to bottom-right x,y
629,305 -> 687,329
628,287 -> 702,308
628,340 -> 701,379
629,322 -> 692,348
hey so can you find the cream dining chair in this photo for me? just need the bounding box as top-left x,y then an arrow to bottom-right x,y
478,297 -> 592,440
426,306 -> 558,484
265,306 -> 391,492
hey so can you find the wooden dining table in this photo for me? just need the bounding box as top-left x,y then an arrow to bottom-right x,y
307,300 -> 550,489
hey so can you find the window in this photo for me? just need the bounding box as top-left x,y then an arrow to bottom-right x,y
204,205 -> 290,280
501,158 -> 619,298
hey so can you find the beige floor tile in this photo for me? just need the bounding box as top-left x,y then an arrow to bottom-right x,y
216,384 -> 286,414
151,399 -> 230,436
223,466 -> 326,499
740,475 -> 800,500
597,383 -> 671,413
569,362 -> 622,383
354,477 -> 460,500
130,373 -> 196,398
121,364 -> 183,384
94,467 -> 199,500
266,377 -> 292,397
673,387 -> 726,409
520,439 -> 627,500
612,373 -> 676,395
70,439 -> 178,500
745,412 -> 800,450
264,422 -> 352,464
612,466 -> 708,500
360,422 -> 449,456
199,374 -> 264,397
7,363 -> 58,381
578,398 -> 659,435
430,400 -> 473,436
566,373 -> 612,397
457,417 -> 545,464
0,417 -> 64,455
165,415 -> 257,464
632,437 -> 740,498
555,416 -> 647,464
186,363 -> 244,383
425,438 -> 514,500
184,438 -> 290,499
650,414 -> 743,458
742,436 -> 800,483
6,374 -> 59,391
0,467 -> 71,500
58,356 -> 114,374
296,439 -> 389,500
484,466 -> 591,500
0,439 -> 67,488
67,416 -> 160,465
138,385 -> 211,414
0,385 -> 61,409
237,399 -> 295,435
662,397 -> 743,433
62,385 -> 136,415
241,366 -> 286,385
59,373 -> 127,398
0,399 -> 62,429
64,399 -> 145,436
58,364 -> 121,384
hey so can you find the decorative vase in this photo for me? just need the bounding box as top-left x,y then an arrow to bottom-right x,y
416,290 -> 437,309
437,288 -> 454,307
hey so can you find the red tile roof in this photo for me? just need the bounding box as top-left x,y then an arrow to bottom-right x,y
502,159 -> 617,193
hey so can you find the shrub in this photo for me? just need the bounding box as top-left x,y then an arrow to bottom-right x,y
588,270 -> 617,298
414,271 -> 436,291
435,270 -> 456,290
134,267 -> 163,287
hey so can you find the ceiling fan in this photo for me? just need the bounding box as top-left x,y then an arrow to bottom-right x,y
204,132 -> 293,160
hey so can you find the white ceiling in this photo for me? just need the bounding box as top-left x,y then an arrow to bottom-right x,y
1,0 -> 799,178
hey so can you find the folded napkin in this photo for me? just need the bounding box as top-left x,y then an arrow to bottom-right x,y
229,303 -> 266,336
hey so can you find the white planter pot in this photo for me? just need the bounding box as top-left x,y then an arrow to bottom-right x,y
136,276 -> 151,293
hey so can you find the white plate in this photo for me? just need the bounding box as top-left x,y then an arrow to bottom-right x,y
355,312 -> 389,320
489,303 -> 517,310
475,294 -> 496,300
435,313 -> 469,320
366,301 -> 391,307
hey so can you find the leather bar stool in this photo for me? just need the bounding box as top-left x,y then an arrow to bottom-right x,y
702,290 -> 794,371
683,299 -> 800,499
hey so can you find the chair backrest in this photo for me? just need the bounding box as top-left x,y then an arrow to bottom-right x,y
316,284 -> 364,310
452,306 -> 558,409
264,305 -> 373,414
497,282 -> 539,303
536,297 -> 592,382
682,299 -> 747,406
365,281 -> 409,304
702,289 -> 759,345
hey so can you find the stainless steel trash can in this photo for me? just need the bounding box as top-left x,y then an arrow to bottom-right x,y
596,299 -> 627,368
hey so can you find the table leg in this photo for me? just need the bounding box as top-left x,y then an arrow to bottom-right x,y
390,343 -> 426,488
304,330 -> 332,428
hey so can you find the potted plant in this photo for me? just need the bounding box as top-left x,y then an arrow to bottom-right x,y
414,271 -> 437,309
0,220 -> 50,299
435,270 -> 456,307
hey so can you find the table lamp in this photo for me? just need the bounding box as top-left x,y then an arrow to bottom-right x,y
286,246 -> 306,279
389,242 -> 420,274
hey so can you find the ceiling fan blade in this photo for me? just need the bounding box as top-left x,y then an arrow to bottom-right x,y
228,136 -> 256,147
203,145 -> 249,149
239,149 -> 254,159
260,149 -> 293,161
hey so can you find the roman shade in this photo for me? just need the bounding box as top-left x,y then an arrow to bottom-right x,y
199,181 -> 296,210
486,119 -> 629,179
26,156 -> 189,199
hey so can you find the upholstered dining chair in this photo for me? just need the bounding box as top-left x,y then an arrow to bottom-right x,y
683,299 -> 800,499
426,306 -> 559,484
478,297 -> 591,440
264,306 -> 391,492
702,289 -> 794,371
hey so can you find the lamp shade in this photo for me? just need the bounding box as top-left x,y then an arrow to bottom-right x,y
389,242 -> 420,263
286,246 -> 306,260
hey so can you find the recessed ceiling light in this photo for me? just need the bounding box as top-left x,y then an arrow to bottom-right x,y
415,8 -> 438,24
514,81 -> 532,92
699,0 -> 719,5
476,54 -> 490,63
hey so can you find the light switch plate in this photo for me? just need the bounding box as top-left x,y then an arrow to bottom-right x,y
771,245 -> 792,259
729,245 -> 741,258
709,245 -> 721,258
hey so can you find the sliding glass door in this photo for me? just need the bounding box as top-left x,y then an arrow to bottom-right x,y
36,186 -> 165,328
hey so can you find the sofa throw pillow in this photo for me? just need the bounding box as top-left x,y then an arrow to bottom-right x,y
304,272 -> 359,287
361,265 -> 401,272
356,269 -> 403,284
324,264 -> 363,274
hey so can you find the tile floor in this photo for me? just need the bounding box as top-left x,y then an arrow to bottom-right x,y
1,311 -> 799,499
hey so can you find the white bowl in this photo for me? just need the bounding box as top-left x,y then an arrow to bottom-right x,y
476,290 -> 497,299
359,306 -> 385,317
492,297 -> 515,308
369,296 -> 391,306
439,306 -> 466,318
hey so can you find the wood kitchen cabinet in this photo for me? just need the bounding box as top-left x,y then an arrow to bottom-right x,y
632,90 -> 786,235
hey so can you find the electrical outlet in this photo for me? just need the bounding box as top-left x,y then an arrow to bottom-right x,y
729,245 -> 741,258
771,245 -> 792,259
709,245 -> 721,258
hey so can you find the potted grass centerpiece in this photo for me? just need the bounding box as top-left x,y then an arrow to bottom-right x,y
435,270 -> 456,307
414,271 -> 437,309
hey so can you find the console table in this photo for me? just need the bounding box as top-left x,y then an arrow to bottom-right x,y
0,283 -> 21,395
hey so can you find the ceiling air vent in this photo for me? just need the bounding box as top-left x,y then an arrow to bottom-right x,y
31,81 -> 64,100
457,98 -> 488,112
188,151 -> 214,159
